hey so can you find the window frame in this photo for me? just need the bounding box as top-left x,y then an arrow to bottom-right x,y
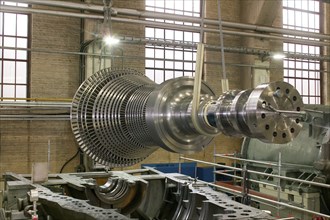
282,0 -> 322,104
145,0 -> 201,84
0,1 -> 30,101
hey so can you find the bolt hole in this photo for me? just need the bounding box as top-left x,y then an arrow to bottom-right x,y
273,132 -> 277,137
234,207 -> 243,210
276,87 -> 281,90
296,119 -> 300,124
282,133 -> 287,138
265,124 -> 270,130
297,107 -> 300,111
261,113 -> 266,119
290,128 -> 295,133
286,89 -> 290,94
262,101 -> 267,108
293,96 -> 297,101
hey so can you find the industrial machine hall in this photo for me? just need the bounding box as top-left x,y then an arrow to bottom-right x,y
0,0 -> 329,219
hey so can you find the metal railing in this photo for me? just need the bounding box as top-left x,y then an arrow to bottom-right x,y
180,155 -> 330,219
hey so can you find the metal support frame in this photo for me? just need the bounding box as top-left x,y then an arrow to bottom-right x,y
196,177 -> 330,219
181,157 -> 330,189
3,170 -> 274,219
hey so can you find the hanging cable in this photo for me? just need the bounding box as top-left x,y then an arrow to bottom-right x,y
217,0 -> 226,78
200,0 -> 205,43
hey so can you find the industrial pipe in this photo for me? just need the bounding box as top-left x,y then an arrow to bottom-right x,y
0,5 -> 329,48
3,0 -> 330,41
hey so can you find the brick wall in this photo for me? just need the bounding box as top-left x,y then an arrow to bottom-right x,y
0,3 -> 81,175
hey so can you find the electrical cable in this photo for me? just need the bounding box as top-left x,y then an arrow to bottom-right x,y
60,149 -> 80,173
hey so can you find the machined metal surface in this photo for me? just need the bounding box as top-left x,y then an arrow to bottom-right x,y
3,170 -> 274,220
206,81 -> 304,144
146,77 -> 216,154
245,81 -> 304,143
85,173 -> 148,214
71,68 -> 304,166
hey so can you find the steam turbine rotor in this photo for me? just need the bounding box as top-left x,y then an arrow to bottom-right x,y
71,68 -> 304,166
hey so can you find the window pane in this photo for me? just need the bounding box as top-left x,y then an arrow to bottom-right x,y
3,61 -> 15,83
165,0 -> 174,9
155,49 -> 164,59
303,96 -> 309,103
155,29 -> 164,39
146,69 -> 154,81
155,60 -> 164,68
184,51 -> 193,60
165,49 -> 174,59
175,51 -> 183,60
175,71 -> 183,78
145,27 -> 154,38
175,61 -> 183,69
17,14 -> 28,37
193,33 -> 200,42
4,49 -> 15,59
165,30 -> 174,40
16,85 -> 26,98
145,59 -> 154,68
311,80 -> 317,96
165,61 -> 173,69
145,48 -> 154,58
17,3 -> 28,7
184,62 -> 193,71
165,71 -> 173,81
0,12 -> 3,35
4,13 -> 16,35
155,70 -> 163,84
3,84 -> 15,97
174,31 -> 183,41
184,32 -> 193,42
16,61 -> 27,84
4,2 -> 17,6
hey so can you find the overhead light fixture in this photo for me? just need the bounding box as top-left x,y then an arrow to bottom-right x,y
104,35 -> 119,45
100,0 -> 119,46
272,53 -> 286,60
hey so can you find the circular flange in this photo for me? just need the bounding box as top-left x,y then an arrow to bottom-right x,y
245,81 -> 304,144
